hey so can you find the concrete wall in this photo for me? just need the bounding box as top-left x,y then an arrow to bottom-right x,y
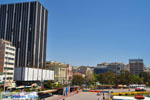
14,67 -> 54,81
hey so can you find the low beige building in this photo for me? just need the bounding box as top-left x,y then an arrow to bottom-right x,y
46,61 -> 67,84
77,66 -> 93,75
66,64 -> 73,84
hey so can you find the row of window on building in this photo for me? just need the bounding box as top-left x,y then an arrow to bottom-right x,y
94,59 -> 144,75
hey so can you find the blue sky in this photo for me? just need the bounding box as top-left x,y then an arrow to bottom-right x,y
0,0 -> 150,66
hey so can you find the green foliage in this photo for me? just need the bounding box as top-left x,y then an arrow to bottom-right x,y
93,73 -> 98,82
0,87 -> 3,92
85,73 -> 95,86
24,88 -> 31,92
140,72 -> 150,86
44,80 -> 54,89
13,89 -> 21,92
116,70 -> 132,85
131,75 -> 143,84
53,83 -> 65,89
96,70 -> 147,86
97,71 -> 115,85
72,75 -> 85,86
43,81 -> 66,90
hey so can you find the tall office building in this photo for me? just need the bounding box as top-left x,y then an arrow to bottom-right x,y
129,59 -> 144,75
0,1 -> 48,69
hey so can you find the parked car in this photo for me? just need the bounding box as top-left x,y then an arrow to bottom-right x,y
97,92 -> 101,96
135,87 -> 146,91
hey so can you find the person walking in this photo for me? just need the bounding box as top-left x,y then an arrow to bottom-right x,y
103,93 -> 105,100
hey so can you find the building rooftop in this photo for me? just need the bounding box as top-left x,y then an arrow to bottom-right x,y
129,59 -> 143,63
0,39 -> 12,45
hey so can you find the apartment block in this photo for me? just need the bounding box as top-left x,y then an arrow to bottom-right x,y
129,59 -> 144,75
0,39 -> 16,86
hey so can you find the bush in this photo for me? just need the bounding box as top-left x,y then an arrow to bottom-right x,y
0,87 -> 3,92
44,81 -> 54,89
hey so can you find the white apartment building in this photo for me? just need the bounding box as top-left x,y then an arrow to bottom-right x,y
0,39 -> 16,87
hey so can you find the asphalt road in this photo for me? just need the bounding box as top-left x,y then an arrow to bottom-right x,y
64,92 -> 106,100
46,88 -> 150,100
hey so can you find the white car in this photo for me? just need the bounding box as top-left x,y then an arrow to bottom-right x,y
135,87 -> 146,91
97,92 -> 101,96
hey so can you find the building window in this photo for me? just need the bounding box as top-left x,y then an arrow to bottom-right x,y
4,72 -> 13,75
7,77 -> 12,80
5,62 -> 14,65
5,57 -> 15,60
6,47 -> 15,51
4,67 -> 14,70
5,52 -> 15,56
3,77 -> 12,80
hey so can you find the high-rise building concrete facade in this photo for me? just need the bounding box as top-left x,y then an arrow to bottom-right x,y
129,59 -> 144,75
0,1 -> 48,69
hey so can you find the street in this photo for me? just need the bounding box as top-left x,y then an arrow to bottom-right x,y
45,91 -> 107,100
64,92 -> 106,100
45,88 -> 150,100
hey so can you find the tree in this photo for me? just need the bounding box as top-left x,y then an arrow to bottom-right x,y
105,71 -> 115,84
93,73 -> 98,84
118,70 -> 132,85
44,80 -> 54,89
94,70 -> 146,87
131,75 -> 143,84
97,71 -> 115,85
72,75 -> 85,86
140,72 -> 150,84
85,73 -> 94,86
114,74 -> 121,87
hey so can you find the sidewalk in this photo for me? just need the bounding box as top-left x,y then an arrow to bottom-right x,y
45,90 -> 81,100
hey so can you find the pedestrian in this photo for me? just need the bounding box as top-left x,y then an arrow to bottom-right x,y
103,93 -> 105,100
110,95 -> 113,99
103,96 -> 105,100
